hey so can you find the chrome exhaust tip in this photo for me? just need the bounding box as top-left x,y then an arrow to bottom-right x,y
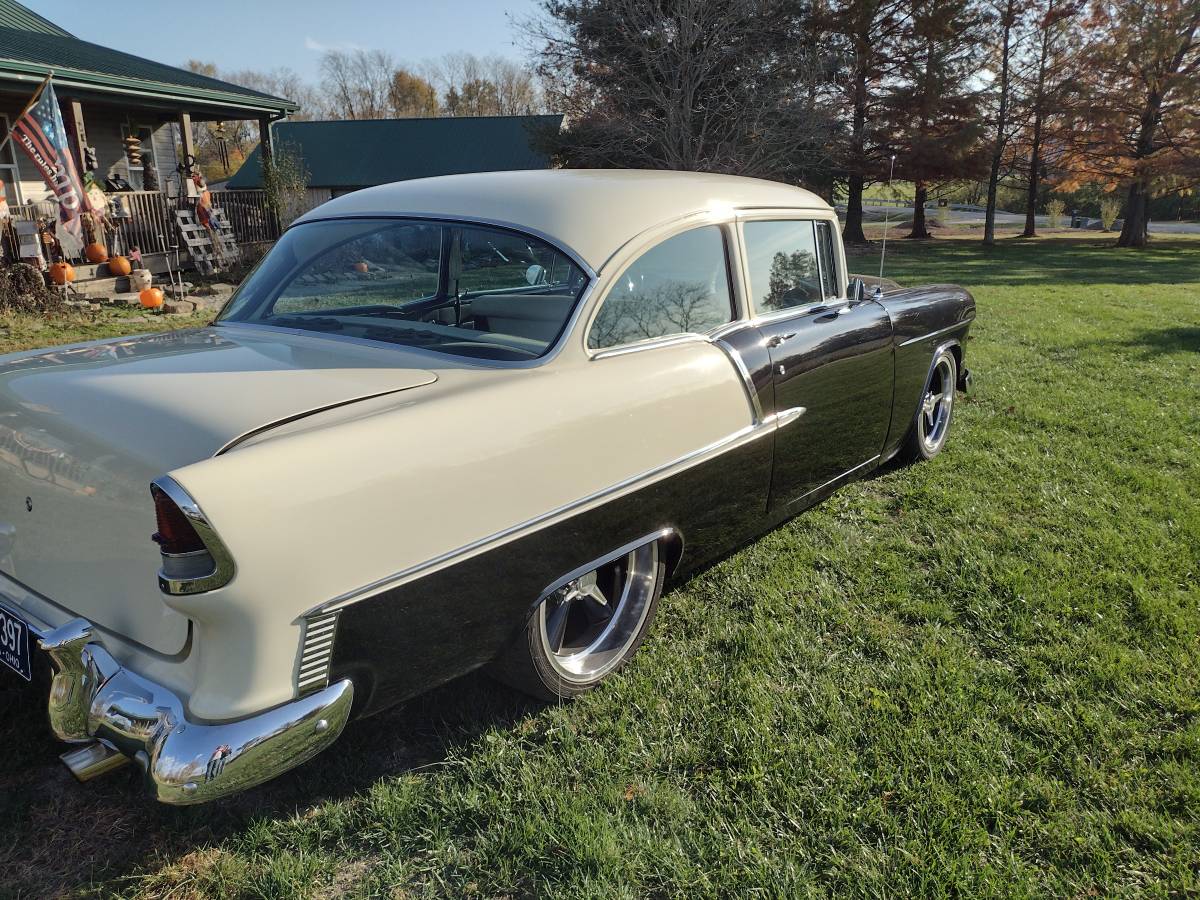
61,741 -> 130,782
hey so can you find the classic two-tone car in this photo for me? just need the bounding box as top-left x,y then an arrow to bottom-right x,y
0,170 -> 973,803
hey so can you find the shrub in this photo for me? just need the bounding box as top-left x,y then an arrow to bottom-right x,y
1047,199 -> 1066,229
0,263 -> 62,314
1100,197 -> 1121,231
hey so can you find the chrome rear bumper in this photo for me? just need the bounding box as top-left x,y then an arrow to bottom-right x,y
26,615 -> 353,804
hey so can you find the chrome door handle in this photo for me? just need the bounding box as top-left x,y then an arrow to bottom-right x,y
765,332 -> 796,348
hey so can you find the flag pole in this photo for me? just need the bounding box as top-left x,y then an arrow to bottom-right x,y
0,71 -> 53,157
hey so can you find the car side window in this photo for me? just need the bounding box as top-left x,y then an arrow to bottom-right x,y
588,226 -> 734,350
456,225 -> 579,295
744,219 -> 831,313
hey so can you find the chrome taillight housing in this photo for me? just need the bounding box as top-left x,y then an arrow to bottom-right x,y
150,477 -> 235,595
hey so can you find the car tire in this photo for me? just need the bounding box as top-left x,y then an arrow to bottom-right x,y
898,348 -> 958,463
490,539 -> 667,701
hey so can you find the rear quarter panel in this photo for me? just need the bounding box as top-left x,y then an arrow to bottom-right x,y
879,285 -> 976,457
164,342 -> 756,720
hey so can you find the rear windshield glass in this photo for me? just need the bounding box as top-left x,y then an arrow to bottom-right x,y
217,218 -> 589,361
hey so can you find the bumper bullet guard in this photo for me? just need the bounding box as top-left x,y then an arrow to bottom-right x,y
11,602 -> 353,805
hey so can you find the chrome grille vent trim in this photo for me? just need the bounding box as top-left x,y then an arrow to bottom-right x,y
297,611 -> 339,696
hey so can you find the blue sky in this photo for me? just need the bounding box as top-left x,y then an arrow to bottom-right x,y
27,0 -> 544,81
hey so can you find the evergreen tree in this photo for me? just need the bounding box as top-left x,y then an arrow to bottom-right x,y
883,0 -> 990,239
814,0 -> 910,244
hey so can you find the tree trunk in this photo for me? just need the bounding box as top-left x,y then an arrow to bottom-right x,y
1117,181 -> 1150,247
984,0 -> 1016,247
1022,2 -> 1054,238
842,68 -> 870,245
1022,129 -> 1042,237
908,182 -> 930,239
844,174 -> 868,244
1117,91 -> 1164,249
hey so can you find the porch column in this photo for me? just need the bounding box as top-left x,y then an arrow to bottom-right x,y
178,111 -> 197,176
67,99 -> 88,174
258,117 -> 274,169
258,117 -> 281,237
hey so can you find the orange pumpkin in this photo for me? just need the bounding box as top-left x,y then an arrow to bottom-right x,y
84,242 -> 108,264
107,255 -> 132,277
139,287 -> 164,309
49,262 -> 75,285
354,261 -> 369,273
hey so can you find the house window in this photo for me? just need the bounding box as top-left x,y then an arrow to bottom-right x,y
0,116 -> 24,206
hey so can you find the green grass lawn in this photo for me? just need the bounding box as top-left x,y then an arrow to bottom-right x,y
1,235 -> 1198,898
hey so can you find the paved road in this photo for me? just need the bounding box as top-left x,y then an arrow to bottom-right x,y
851,204 -> 1200,235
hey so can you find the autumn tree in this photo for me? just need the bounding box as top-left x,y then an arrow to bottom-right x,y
1071,0 -> 1200,247
533,0 -> 834,181
390,68 -> 439,117
883,0 -> 990,238
814,0 -> 910,244
1011,0 -> 1082,236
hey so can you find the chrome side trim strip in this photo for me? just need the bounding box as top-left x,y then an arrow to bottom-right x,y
775,406 -> 807,428
787,454 -> 881,507
589,332 -> 711,359
898,321 -> 968,348
537,528 -> 676,606
306,412 -> 794,617
152,475 -> 236,596
714,339 -> 765,421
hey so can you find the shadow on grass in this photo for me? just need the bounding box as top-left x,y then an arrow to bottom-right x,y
1120,325 -> 1200,356
1068,325 -> 1200,360
0,669 -> 542,897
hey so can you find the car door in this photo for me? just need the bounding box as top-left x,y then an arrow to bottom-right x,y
741,218 -> 894,513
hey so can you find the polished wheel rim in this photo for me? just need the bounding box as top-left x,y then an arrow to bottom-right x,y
919,356 -> 955,453
538,542 -> 659,683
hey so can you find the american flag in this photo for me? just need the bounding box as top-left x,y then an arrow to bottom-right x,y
11,76 -> 91,238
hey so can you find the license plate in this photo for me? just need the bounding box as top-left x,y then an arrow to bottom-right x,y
0,603 -> 31,682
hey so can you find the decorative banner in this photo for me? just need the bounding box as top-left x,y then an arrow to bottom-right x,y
10,75 -> 96,240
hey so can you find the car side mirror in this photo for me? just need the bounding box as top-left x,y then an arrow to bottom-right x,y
849,277 -> 866,302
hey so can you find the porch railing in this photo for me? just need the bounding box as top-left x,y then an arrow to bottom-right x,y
5,188 -> 297,265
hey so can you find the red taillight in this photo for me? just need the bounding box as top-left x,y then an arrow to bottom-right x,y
151,485 -> 206,555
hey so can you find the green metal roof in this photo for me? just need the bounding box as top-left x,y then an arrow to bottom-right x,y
0,0 -> 68,35
0,1 -> 295,115
226,116 -> 563,189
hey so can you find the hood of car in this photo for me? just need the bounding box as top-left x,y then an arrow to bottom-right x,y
0,325 -> 436,656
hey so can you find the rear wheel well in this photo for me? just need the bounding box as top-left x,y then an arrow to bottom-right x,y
659,529 -> 684,578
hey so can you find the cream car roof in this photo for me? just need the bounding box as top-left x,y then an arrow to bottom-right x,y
293,169 -> 832,272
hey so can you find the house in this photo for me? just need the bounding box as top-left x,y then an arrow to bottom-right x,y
226,115 -> 562,204
0,0 -> 295,263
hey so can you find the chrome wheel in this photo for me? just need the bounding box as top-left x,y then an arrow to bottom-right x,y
537,541 -> 660,684
918,354 -> 955,455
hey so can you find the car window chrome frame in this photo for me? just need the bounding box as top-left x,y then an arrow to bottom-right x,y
735,210 -> 849,324
583,219 -> 747,360
215,213 -> 598,370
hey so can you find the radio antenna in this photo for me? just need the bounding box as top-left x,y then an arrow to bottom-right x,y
877,154 -> 897,292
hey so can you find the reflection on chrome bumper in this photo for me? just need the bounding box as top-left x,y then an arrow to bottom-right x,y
35,617 -> 353,805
